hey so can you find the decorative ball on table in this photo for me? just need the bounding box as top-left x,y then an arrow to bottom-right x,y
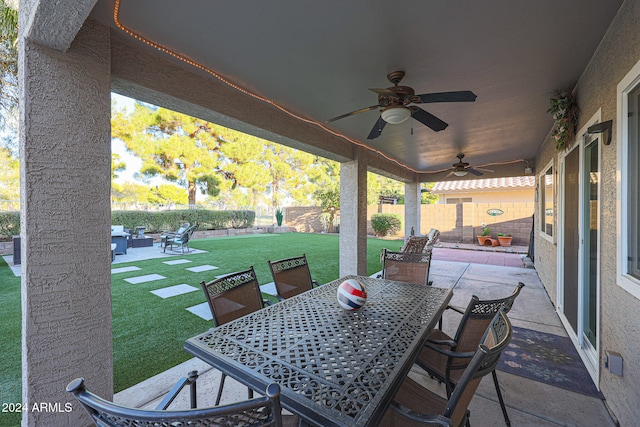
337,278 -> 368,310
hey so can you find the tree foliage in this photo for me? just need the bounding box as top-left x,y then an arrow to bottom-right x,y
112,104 -> 234,207
0,0 -> 18,154
0,146 -> 18,201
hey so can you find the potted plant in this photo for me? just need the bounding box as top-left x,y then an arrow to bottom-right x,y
275,208 -> 284,226
477,222 -> 491,245
497,233 -> 512,247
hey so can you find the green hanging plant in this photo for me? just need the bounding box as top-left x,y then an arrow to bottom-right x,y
547,89 -> 579,151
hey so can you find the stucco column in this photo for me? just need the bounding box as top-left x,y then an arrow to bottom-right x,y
20,21 -> 112,426
404,182 -> 421,238
339,148 -> 368,276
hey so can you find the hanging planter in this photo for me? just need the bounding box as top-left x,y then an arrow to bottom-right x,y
547,89 -> 579,151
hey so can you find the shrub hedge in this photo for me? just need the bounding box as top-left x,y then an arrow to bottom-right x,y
0,211 -> 20,239
0,209 -> 255,240
370,213 -> 402,237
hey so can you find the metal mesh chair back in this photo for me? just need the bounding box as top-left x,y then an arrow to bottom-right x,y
453,282 -> 524,357
268,254 -> 315,299
400,236 -> 430,253
426,228 -> 440,245
67,379 -> 285,427
382,249 -> 432,285
201,267 -> 264,326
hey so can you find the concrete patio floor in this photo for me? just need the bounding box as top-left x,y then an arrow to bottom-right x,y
113,247 -> 618,426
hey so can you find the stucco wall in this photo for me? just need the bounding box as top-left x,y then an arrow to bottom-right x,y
437,188 -> 534,204
20,20 -> 113,426
534,0 -> 640,423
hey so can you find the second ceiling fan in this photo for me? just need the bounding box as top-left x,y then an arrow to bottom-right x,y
326,70 -> 477,139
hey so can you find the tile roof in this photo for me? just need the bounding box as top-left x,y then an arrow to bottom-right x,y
431,176 -> 535,193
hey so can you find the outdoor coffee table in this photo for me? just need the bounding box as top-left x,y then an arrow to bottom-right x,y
184,275 -> 452,427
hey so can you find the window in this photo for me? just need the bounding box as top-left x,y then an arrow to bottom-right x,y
629,85 -> 640,281
617,59 -> 640,299
539,161 -> 554,240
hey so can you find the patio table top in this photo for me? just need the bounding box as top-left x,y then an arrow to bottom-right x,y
184,275 -> 452,427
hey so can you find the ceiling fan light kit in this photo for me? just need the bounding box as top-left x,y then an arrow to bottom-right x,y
453,170 -> 468,177
380,106 -> 411,124
327,71 -> 477,139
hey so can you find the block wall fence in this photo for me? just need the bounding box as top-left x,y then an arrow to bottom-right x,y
285,202 -> 534,245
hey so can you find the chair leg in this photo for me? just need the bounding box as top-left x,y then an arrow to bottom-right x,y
215,373 -> 227,406
492,369 -> 511,426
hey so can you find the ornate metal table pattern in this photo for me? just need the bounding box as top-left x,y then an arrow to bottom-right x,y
184,275 -> 452,427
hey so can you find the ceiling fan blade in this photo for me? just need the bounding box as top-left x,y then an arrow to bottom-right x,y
475,167 -> 494,173
326,104 -> 380,123
468,168 -> 484,176
367,116 -> 387,140
417,91 -> 477,104
446,170 -> 455,177
369,88 -> 396,96
410,107 -> 448,132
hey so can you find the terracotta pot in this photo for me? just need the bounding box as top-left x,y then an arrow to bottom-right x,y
498,236 -> 512,247
477,236 -> 490,245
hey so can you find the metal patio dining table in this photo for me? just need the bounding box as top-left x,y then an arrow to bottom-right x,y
184,275 -> 452,427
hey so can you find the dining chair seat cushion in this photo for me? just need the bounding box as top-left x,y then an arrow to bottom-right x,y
377,376 -> 450,427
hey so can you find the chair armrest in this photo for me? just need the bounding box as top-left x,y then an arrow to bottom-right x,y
156,371 -> 198,410
424,341 -> 476,359
426,338 -> 457,347
445,304 -> 465,315
390,402 -> 453,426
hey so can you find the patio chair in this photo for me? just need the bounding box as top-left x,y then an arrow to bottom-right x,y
66,371 -> 293,427
200,267 -> 268,405
164,225 -> 196,253
381,248 -> 433,286
379,308 -> 513,427
415,282 -> 525,426
267,253 -> 320,299
400,236 -> 430,253
161,222 -> 190,250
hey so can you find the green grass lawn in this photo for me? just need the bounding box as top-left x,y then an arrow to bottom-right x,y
0,232 -> 400,426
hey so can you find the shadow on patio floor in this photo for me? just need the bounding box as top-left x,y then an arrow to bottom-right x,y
114,248 -> 617,427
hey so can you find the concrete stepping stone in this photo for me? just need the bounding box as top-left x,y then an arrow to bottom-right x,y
150,284 -> 199,299
124,274 -> 166,284
111,266 -> 141,274
186,265 -> 219,273
163,259 -> 193,265
186,302 -> 213,321
259,281 -> 278,296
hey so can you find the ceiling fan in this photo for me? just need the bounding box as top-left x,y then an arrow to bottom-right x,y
447,153 -> 493,177
326,70 -> 477,140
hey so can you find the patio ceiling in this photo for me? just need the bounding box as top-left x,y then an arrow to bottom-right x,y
89,0 -> 622,181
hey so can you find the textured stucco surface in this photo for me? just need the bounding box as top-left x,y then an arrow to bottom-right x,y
340,148 -> 369,276
534,0 -> 640,423
19,18 -> 112,426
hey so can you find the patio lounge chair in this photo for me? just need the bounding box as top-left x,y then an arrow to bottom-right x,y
267,253 -> 320,299
381,248 -> 433,286
415,282 -> 525,426
67,371 -> 293,426
378,308 -> 513,427
164,225 -> 196,253
200,267 -> 269,405
161,222 -> 189,250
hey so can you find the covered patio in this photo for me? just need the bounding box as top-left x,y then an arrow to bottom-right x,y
112,249 -> 615,426
18,0 -> 640,425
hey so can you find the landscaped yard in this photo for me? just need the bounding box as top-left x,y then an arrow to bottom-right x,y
0,232 -> 400,427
